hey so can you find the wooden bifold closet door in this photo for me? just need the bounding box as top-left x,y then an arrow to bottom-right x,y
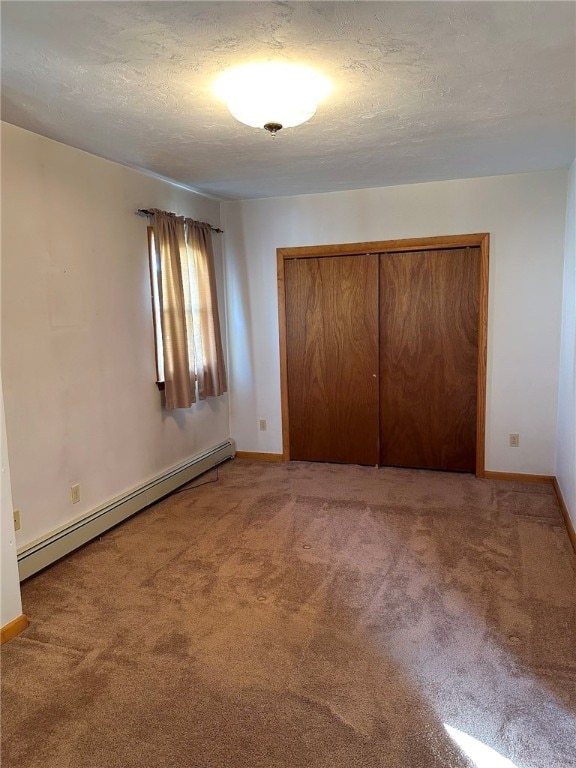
285,255 -> 379,465
284,247 -> 480,472
379,249 -> 479,472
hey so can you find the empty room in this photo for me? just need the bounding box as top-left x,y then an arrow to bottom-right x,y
1,2 -> 575,767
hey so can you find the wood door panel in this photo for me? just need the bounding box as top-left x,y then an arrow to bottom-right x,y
285,255 -> 379,465
379,249 -> 479,471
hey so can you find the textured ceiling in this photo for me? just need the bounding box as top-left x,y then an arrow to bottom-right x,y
2,1 -> 575,200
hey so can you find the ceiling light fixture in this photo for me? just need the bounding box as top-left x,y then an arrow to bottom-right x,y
214,62 -> 332,136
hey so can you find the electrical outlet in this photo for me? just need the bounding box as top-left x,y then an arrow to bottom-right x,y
259,419 -> 267,431
13,509 -> 21,531
509,433 -> 520,448
71,484 -> 81,504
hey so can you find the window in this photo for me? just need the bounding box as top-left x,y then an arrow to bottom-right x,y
146,211 -> 227,409
147,228 -> 164,384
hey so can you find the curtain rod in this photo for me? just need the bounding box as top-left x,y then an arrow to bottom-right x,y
136,209 -> 223,234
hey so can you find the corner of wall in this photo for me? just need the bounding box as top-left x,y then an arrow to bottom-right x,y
555,157 -> 576,529
1,383 -> 24,628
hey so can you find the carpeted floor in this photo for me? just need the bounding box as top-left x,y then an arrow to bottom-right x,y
2,459 -> 575,768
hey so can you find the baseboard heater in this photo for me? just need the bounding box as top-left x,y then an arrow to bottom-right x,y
17,439 -> 236,581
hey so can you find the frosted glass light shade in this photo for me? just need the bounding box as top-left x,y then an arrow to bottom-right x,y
215,62 -> 331,129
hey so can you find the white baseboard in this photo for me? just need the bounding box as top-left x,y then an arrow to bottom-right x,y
17,439 -> 236,580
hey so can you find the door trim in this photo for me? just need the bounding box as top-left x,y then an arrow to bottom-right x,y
277,233 -> 490,477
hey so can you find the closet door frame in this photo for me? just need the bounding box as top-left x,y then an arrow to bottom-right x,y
277,233 -> 490,477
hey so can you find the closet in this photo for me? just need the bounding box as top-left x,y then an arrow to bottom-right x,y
279,236 -> 488,474
285,254 -> 380,466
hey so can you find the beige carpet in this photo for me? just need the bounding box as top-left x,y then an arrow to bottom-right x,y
2,459 -> 575,768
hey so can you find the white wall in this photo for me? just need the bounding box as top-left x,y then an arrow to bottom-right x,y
1,357 -> 22,626
556,159 -> 576,524
1,133 -> 23,623
1,122 -> 229,550
223,170 -> 568,475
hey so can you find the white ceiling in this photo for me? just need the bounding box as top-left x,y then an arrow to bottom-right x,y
2,1 -> 575,200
